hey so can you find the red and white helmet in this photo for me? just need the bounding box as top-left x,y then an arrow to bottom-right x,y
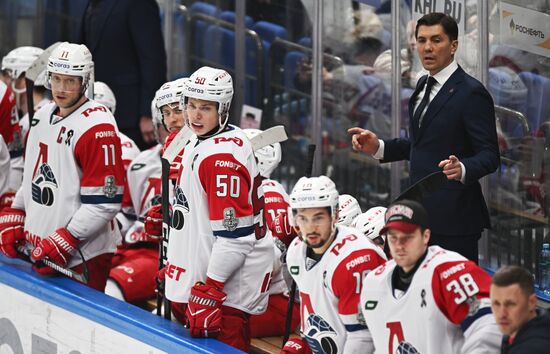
1,46 -> 44,80
46,42 -> 93,89
354,206 -> 387,242
181,66 -> 233,135
290,176 -> 339,218
243,128 -> 282,178
93,81 -> 116,114
337,194 -> 362,226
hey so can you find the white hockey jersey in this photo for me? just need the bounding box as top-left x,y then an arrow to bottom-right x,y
127,144 -> 162,217
14,100 -> 125,267
165,125 -> 273,314
263,178 -> 291,295
119,132 -> 140,170
361,246 -> 500,354
0,136 -> 9,197
0,82 -> 23,192
286,225 -> 387,353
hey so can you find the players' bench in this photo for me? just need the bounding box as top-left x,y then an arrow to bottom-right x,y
146,299 -> 284,353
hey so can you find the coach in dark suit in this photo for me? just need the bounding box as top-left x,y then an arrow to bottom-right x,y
77,0 -> 167,149
348,13 -> 499,263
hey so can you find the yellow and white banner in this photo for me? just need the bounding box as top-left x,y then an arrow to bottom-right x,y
500,2 -> 550,58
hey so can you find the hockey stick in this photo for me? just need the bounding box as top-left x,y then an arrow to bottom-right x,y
250,125 -> 288,151
283,144 -> 316,345
25,42 -> 61,123
157,125 -> 194,318
393,171 -> 448,202
17,245 -> 90,284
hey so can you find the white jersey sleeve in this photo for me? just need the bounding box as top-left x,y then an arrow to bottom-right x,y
0,136 -> 10,197
118,132 -> 141,170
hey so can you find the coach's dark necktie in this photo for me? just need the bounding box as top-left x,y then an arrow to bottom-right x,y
413,76 -> 437,127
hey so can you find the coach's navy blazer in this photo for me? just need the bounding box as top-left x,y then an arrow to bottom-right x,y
76,0 -> 167,133
383,66 -> 500,235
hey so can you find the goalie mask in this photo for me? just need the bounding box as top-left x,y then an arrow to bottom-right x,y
181,66 -> 233,137
92,81 -> 116,114
337,194 -> 362,227
45,42 -> 93,92
290,176 -> 339,222
243,128 -> 282,178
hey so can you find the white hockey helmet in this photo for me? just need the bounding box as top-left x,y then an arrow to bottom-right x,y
354,207 -> 387,242
156,78 -> 187,110
181,66 -> 233,135
1,46 -> 44,80
34,69 -> 47,87
46,42 -> 93,89
337,194 -> 362,226
93,81 -> 116,114
290,176 -> 339,218
243,128 -> 282,178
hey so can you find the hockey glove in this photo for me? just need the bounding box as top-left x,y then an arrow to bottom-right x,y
281,337 -> 312,354
124,222 -> 159,245
0,207 -> 25,258
31,228 -> 80,268
0,191 -> 15,210
144,204 -> 163,237
186,277 -> 227,338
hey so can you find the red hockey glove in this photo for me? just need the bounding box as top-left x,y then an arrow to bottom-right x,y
185,278 -> 227,338
281,337 -> 312,354
0,207 -> 25,258
124,222 -> 159,244
30,228 -> 80,267
0,191 -> 15,210
271,211 -> 297,248
144,204 -> 163,237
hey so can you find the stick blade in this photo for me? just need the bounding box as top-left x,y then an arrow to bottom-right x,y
250,125 -> 288,151
394,171 -> 448,202
26,42 -> 62,81
161,126 -> 194,164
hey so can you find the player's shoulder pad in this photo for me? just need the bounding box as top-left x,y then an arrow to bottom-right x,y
80,100 -> 112,119
420,245 -> 467,271
208,128 -> 253,153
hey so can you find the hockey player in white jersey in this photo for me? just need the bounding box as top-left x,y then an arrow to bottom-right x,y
159,66 -> 273,352
283,175 -> 386,354
243,128 -> 301,338
360,199 -> 501,354
336,194 -> 361,227
107,82 -> 186,303
0,42 -> 125,291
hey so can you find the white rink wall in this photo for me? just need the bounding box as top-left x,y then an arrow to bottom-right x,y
0,254 -> 243,354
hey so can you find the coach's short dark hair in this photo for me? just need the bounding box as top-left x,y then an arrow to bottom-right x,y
492,265 -> 535,295
415,12 -> 458,42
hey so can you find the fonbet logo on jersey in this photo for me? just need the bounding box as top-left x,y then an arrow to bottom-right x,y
31,163 -> 58,206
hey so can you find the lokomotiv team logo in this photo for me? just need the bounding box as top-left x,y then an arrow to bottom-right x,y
171,186 -> 189,230
31,163 -> 58,206
304,314 -> 338,354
